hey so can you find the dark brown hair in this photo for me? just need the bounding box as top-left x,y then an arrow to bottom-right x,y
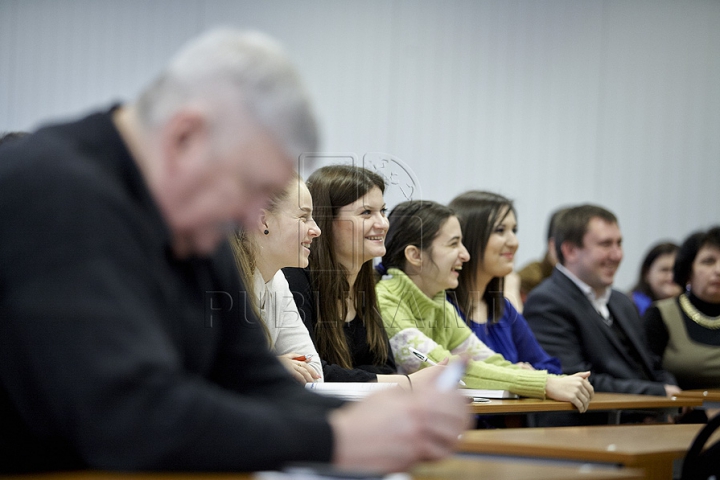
449,191 -> 515,323
381,200 -> 456,272
630,242 -> 679,300
306,165 -> 388,368
553,204 -> 618,265
674,226 -> 720,288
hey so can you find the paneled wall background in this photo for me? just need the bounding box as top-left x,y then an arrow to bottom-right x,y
2,0 -> 718,290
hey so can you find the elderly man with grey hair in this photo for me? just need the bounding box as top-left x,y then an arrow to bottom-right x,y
0,29 -> 470,473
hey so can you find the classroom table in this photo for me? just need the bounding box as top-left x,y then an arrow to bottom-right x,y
675,389 -> 720,409
458,423 -> 720,480
1,457 -> 644,480
469,392 -> 702,423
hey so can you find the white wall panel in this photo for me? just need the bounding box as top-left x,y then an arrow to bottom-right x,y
1,0 -> 718,289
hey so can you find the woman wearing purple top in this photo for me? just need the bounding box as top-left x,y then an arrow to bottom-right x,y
448,191 -> 562,374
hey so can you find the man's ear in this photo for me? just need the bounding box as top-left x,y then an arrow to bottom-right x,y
560,241 -> 577,264
160,109 -> 209,173
404,245 -> 423,268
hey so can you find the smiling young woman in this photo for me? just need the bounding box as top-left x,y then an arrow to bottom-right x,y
448,190 -> 562,374
284,165 -> 443,388
375,200 -> 593,410
230,174 -> 323,384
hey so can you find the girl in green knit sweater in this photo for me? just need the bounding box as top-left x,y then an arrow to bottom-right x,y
376,200 -> 594,411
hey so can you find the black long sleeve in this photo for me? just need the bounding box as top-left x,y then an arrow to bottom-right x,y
283,268 -> 396,382
0,111 -> 343,473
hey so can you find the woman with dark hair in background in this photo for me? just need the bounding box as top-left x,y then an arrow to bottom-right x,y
376,200 -> 593,410
645,226 -> 720,391
448,191 -> 562,374
630,242 -> 682,316
284,165 -> 440,387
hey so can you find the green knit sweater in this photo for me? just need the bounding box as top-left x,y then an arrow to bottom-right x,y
376,268 -> 549,398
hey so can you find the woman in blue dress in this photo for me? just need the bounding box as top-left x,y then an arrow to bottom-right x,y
448,191 -> 562,374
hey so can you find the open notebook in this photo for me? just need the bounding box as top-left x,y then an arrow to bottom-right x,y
305,382 -> 399,401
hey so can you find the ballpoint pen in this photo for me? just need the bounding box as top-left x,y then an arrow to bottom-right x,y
408,347 -> 466,387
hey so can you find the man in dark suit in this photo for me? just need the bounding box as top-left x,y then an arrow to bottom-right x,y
524,204 -> 679,400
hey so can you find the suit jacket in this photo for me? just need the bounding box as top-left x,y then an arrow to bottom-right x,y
524,269 -> 676,396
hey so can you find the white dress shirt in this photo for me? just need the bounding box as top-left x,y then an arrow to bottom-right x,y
555,264 -> 613,326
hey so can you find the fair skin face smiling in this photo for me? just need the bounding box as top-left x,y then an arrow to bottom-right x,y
468,209 -> 533,370
472,208 -> 519,325
331,188 -> 443,390
404,216 -> 470,298
562,217 -> 680,397
113,104 -> 471,472
689,245 -> 720,303
562,217 -> 623,298
404,216 -> 594,410
332,186 -> 389,293
255,180 -> 321,282
253,180 -> 322,384
646,252 -> 682,300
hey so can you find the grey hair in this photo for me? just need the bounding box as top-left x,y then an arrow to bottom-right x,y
134,28 -> 318,160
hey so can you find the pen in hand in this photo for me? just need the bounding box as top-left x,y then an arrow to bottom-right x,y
292,354 -> 313,362
409,347 -> 466,387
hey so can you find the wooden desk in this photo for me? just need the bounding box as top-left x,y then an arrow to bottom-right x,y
458,423 -> 719,480
415,456 -> 642,479
469,392 -> 702,422
1,457 -> 644,480
675,389 -> 720,408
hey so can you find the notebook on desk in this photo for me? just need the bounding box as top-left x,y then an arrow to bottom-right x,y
460,388 -> 519,399
305,382 -> 399,401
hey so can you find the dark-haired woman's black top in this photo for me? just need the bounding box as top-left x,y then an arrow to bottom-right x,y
283,267 -> 396,382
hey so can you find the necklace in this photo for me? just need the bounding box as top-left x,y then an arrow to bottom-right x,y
679,293 -> 720,329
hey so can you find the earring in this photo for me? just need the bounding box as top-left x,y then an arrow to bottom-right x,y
264,229 -> 269,235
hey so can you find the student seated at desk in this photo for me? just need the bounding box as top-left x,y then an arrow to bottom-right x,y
448,191 -> 562,374
0,29 -> 471,473
230,174 -> 323,384
375,200 -> 594,411
284,165 -> 442,388
645,226 -> 720,391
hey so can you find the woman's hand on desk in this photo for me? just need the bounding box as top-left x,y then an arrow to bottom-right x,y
278,353 -> 321,384
545,371 -> 594,413
328,365 -> 472,472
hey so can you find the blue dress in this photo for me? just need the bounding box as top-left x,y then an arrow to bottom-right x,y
449,296 -> 562,374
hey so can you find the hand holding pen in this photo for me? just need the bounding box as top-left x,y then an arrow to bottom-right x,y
292,354 -> 313,362
409,347 -> 466,387
279,352 -> 320,384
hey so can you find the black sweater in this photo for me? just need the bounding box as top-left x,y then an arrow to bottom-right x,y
0,108 -> 342,473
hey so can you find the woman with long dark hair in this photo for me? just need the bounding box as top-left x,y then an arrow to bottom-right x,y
284,165 -> 439,386
630,242 -> 681,316
448,190 -> 561,373
376,200 -> 593,409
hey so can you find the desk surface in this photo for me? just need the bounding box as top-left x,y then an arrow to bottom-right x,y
469,391 -> 702,414
2,457 -> 643,480
459,423 -> 717,480
675,389 -> 720,401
